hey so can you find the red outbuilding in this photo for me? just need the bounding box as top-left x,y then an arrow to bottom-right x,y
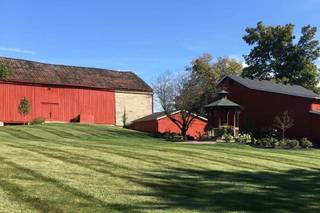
129,111 -> 208,139
218,75 -> 320,145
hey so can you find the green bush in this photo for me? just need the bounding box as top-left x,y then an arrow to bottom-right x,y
216,126 -> 233,137
300,138 -> 313,149
30,117 -> 45,125
260,127 -> 278,138
222,134 -> 235,143
255,137 -> 278,148
236,133 -> 253,144
280,139 -> 300,149
254,137 -> 312,149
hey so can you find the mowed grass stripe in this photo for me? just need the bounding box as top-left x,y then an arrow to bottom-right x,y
0,157 -> 118,212
0,123 -> 319,213
6,140 -> 238,171
165,144 -> 320,169
10,135 -> 286,172
193,143 -> 320,161
0,144 -> 144,202
3,125 -> 319,171
20,131 -> 313,172
169,146 -> 320,170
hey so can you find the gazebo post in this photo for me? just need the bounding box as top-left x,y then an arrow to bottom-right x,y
226,110 -> 229,126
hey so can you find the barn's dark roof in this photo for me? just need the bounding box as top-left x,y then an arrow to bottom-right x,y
220,75 -> 319,99
0,57 -> 152,92
132,112 -> 167,122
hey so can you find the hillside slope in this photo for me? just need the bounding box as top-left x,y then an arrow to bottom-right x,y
0,124 -> 319,212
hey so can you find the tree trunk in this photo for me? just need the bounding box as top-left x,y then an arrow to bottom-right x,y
181,129 -> 188,141
282,129 -> 285,140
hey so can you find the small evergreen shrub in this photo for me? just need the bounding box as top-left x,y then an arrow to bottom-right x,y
122,108 -> 128,128
300,138 -> 313,149
18,97 -> 31,118
30,117 -> 45,125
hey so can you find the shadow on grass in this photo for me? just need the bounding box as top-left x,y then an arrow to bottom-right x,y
131,167 -> 320,212
0,157 -> 142,213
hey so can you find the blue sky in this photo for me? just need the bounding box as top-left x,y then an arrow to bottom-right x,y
0,0 -> 319,84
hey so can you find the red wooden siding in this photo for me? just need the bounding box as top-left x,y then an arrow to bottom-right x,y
221,78 -> 320,144
130,113 -> 207,139
157,116 -> 207,138
310,113 -> 320,144
129,120 -> 158,133
0,82 -> 115,124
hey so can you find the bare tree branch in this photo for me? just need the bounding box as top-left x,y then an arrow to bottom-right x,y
273,110 -> 294,140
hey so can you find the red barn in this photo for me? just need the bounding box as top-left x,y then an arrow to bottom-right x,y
129,111 -> 208,139
219,75 -> 320,145
0,57 -> 153,125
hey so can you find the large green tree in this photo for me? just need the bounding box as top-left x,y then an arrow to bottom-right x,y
242,22 -> 320,91
186,53 -> 243,114
153,54 -> 243,140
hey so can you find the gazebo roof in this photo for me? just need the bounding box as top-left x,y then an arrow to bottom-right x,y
205,97 -> 241,108
219,90 -> 229,95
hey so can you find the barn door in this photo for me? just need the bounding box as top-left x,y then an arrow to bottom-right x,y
41,102 -> 59,121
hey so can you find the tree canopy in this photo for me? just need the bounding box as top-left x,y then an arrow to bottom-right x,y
186,53 -> 243,114
0,63 -> 13,79
153,71 -> 201,140
153,54 -> 243,140
242,22 -> 320,91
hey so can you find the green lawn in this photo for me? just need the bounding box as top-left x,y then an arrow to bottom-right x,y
0,124 -> 319,213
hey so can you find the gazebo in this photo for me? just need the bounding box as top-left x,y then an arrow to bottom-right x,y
205,90 -> 242,136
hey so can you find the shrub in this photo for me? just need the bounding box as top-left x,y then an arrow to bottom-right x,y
216,126 -> 233,137
236,133 -> 253,144
300,138 -> 313,149
18,97 -> 31,125
260,127 -> 278,138
122,108 -> 128,127
280,139 -> 299,149
222,133 -> 235,143
30,117 -> 45,125
254,137 -> 312,149
255,137 -> 279,148
161,132 -> 183,142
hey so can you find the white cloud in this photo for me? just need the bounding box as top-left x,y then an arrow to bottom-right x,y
0,46 -> 36,55
228,55 -> 247,67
